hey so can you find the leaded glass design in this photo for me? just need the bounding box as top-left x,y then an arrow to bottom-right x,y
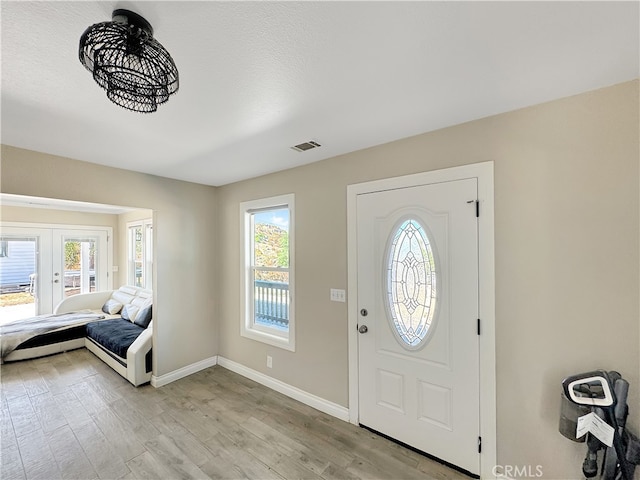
386,219 -> 437,348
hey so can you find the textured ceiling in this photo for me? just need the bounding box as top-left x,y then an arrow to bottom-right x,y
2,1 -> 638,186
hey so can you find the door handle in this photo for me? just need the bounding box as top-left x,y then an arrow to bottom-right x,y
53,279 -> 59,283
359,325 -> 368,334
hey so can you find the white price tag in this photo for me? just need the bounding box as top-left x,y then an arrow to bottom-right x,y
576,412 -> 615,447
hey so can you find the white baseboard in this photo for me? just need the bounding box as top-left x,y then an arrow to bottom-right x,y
151,356 -> 218,387
217,356 -> 349,422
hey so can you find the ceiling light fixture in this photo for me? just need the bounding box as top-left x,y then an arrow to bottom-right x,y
79,9 -> 179,113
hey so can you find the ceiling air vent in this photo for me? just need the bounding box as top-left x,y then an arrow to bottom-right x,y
291,140 -> 321,152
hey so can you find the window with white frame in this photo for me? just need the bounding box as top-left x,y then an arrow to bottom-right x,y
240,194 -> 295,351
127,219 -> 153,290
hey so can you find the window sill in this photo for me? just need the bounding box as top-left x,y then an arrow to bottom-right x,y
241,327 -> 295,352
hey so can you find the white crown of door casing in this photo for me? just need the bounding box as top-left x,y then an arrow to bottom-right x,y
346,161 -> 496,478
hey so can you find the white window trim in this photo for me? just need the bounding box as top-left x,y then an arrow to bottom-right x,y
127,219 -> 152,290
240,194 -> 295,352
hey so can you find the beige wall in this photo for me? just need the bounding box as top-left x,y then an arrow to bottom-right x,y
216,80 -> 639,477
0,148 -> 218,377
1,80 -> 638,477
0,205 -> 119,227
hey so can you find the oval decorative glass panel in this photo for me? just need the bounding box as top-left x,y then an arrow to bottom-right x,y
386,218 -> 438,348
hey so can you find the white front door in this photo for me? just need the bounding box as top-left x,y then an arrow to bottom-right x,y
356,178 -> 480,474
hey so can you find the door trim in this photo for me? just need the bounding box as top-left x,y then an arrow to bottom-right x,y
347,162 -> 496,478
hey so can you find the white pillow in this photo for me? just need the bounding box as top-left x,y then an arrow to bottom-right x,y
131,296 -> 148,308
121,304 -> 140,322
102,298 -> 123,315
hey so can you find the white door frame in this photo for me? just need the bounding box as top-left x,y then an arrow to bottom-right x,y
52,228 -> 110,303
1,222 -> 113,313
347,161 -> 496,478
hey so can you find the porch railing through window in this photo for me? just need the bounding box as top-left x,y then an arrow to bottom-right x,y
254,280 -> 289,328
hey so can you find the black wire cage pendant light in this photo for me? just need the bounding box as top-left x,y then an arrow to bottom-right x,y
79,9 -> 179,113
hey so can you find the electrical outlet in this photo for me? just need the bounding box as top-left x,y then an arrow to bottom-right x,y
267,355 -> 273,368
330,288 -> 346,302
112,265 -> 119,272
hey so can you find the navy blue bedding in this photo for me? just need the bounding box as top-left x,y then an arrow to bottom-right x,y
2,313 -> 105,358
86,319 -> 145,359
16,325 -> 87,349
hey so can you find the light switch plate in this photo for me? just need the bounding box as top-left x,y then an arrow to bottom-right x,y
330,288 -> 346,302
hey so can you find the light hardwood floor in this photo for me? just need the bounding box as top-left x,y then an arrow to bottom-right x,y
1,348 -> 471,480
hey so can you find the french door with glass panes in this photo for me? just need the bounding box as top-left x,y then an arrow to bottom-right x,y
52,229 -> 109,307
0,225 -> 111,318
